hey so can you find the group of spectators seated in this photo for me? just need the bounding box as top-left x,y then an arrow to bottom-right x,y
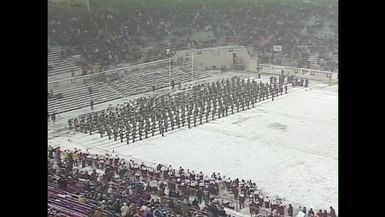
48,2 -> 337,74
48,146 -> 337,217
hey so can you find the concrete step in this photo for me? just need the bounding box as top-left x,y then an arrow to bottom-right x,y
49,93 -> 120,114
51,63 -> 79,70
48,90 -> 120,114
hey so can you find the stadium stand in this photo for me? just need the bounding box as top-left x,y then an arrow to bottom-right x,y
48,64 -> 210,114
48,41 -> 82,76
48,146 -> 337,217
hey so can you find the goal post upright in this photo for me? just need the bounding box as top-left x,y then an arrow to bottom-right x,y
165,48 -> 171,90
168,57 -> 171,89
191,51 -> 194,83
86,0 -> 90,13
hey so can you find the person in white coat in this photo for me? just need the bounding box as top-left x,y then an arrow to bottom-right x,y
121,202 -> 129,217
296,210 -> 305,217
164,186 -> 170,197
107,185 -> 113,195
52,160 -> 60,172
264,196 -> 270,208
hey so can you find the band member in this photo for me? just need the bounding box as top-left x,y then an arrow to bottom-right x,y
132,126 -> 136,143
68,118 -> 73,130
106,126 -> 111,140
116,128 -> 122,142
152,120 -> 156,136
164,114 -> 168,132
160,124 -> 165,137
126,127 -> 130,144
187,113 -> 191,129
147,120 -> 151,138
113,127 -> 118,141
99,125 -> 104,138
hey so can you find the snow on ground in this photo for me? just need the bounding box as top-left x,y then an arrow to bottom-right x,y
48,72 -> 338,212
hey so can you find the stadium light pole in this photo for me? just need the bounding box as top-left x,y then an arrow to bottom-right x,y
165,48 -> 171,90
86,0 -> 90,13
168,57 -> 171,90
191,52 -> 194,83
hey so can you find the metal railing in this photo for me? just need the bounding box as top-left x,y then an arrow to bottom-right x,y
248,63 -> 338,84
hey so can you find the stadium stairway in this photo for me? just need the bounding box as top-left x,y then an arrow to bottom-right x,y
48,64 -> 211,115
48,41 -> 81,76
109,66 -> 210,97
48,183 -> 115,217
48,83 -> 123,114
308,53 -> 319,70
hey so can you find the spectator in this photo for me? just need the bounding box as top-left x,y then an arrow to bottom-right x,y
49,3 -> 337,71
92,207 -> 104,217
329,206 -> 336,217
296,210 -> 305,217
48,146 -> 337,217
90,99 -> 94,110
48,145 -> 54,159
78,194 -> 86,203
323,210 -> 328,217
57,176 -> 67,190
171,80 -> 175,89
218,206 -> 226,217
51,111 -> 56,122
308,208 -> 314,216
121,202 -> 129,217
239,193 -> 245,209
288,204 -> 293,216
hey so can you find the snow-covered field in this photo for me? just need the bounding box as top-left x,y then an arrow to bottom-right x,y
48,72 -> 338,212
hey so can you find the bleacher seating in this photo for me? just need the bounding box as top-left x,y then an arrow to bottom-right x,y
308,53 -> 319,70
48,41 -> 81,76
48,65 -> 211,114
48,184 -> 115,217
48,83 -> 122,114
48,146 -> 338,217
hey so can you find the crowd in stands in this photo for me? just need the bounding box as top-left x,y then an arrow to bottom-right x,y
48,145 -> 337,217
48,2 -> 337,73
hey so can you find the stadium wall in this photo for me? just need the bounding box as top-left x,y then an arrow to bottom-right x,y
247,59 -> 338,84
177,46 -> 249,71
